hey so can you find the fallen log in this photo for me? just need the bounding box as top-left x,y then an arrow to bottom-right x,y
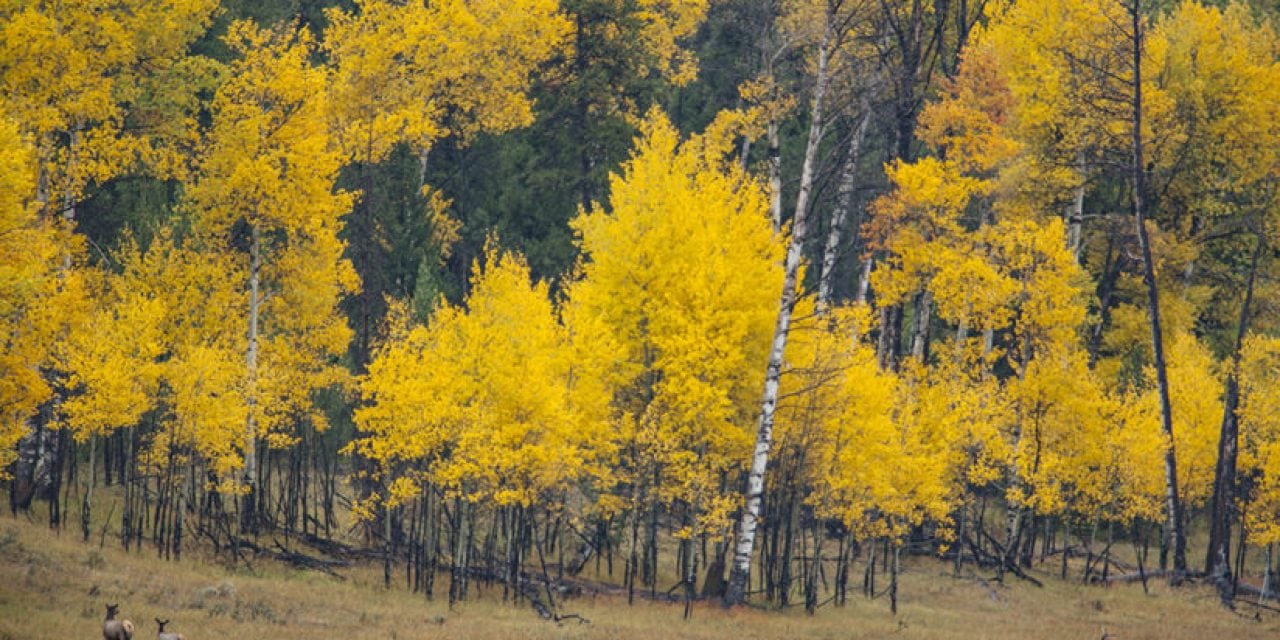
1236,583 -> 1280,602
1103,569 -> 1206,584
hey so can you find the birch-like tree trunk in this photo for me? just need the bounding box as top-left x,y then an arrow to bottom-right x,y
816,104 -> 872,312
1068,154 -> 1087,261
242,223 -> 262,536
909,290 -> 933,360
855,256 -> 873,305
1129,0 -> 1187,577
724,4 -> 833,607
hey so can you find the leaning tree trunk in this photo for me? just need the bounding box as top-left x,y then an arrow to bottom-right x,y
724,4 -> 833,607
1206,227 -> 1264,603
1129,0 -> 1187,577
816,103 -> 873,313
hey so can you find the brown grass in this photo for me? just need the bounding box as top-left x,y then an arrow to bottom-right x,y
1,512 -> 1274,640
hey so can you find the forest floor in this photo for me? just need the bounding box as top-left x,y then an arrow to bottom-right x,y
2,511 -> 1276,640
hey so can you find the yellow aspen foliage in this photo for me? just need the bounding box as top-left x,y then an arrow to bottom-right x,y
1097,237 -> 1211,384
915,350 -> 1011,490
917,42 -> 1022,179
1152,333 -> 1223,510
627,0 -> 708,86
323,0 -> 570,161
1239,335 -> 1280,546
980,218 -> 1090,357
1102,332 -> 1222,517
354,246 -> 610,510
1004,349 -> 1111,517
784,308 -> 958,542
1153,2 -> 1280,219
122,235 -> 247,483
1101,390 -> 1170,524
0,0 -> 220,205
0,117 -> 61,474
867,157 -> 983,310
975,0 -> 1140,176
185,21 -> 358,488
969,0 -> 1175,231
567,108 -> 783,535
61,268 -> 166,441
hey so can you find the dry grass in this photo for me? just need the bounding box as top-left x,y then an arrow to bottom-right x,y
1,511 -> 1274,640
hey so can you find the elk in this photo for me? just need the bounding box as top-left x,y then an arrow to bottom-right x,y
155,618 -> 185,640
103,603 -> 135,640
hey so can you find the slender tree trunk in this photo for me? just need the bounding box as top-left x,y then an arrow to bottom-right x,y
856,256 -> 873,305
725,5 -> 833,607
889,541 -> 900,615
1129,0 -> 1187,577
816,104 -> 873,312
1206,228 -> 1264,603
1087,233 -> 1121,367
1263,544 -> 1275,600
877,305 -> 901,369
910,290 -> 933,361
1068,154 -> 1087,261
242,224 -> 262,537
82,435 -> 96,541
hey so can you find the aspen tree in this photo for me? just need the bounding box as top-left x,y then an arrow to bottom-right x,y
0,118 -> 59,475
723,0 -> 843,604
186,22 -> 357,534
0,0 -> 219,515
568,108 -> 782,599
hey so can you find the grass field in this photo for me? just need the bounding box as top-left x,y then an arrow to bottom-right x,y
1,506 -> 1276,640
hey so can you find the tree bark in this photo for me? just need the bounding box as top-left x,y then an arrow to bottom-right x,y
241,224 -> 262,536
724,4 -> 833,607
1129,0 -> 1187,577
1206,227 -> 1264,603
910,290 -> 933,361
82,435 -> 96,542
816,104 -> 873,312
1068,154 -> 1087,261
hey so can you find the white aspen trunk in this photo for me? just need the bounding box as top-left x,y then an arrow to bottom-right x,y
242,223 -> 262,534
724,6 -> 833,606
60,126 -> 80,268
1068,154 -> 1086,261
417,148 -> 431,193
849,256 -> 874,345
1004,289 -> 1035,571
816,103 -> 873,313
954,310 -> 970,353
855,256 -> 873,305
910,289 -> 933,360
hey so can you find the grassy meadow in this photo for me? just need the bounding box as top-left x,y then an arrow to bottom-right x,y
0,496 -> 1275,640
